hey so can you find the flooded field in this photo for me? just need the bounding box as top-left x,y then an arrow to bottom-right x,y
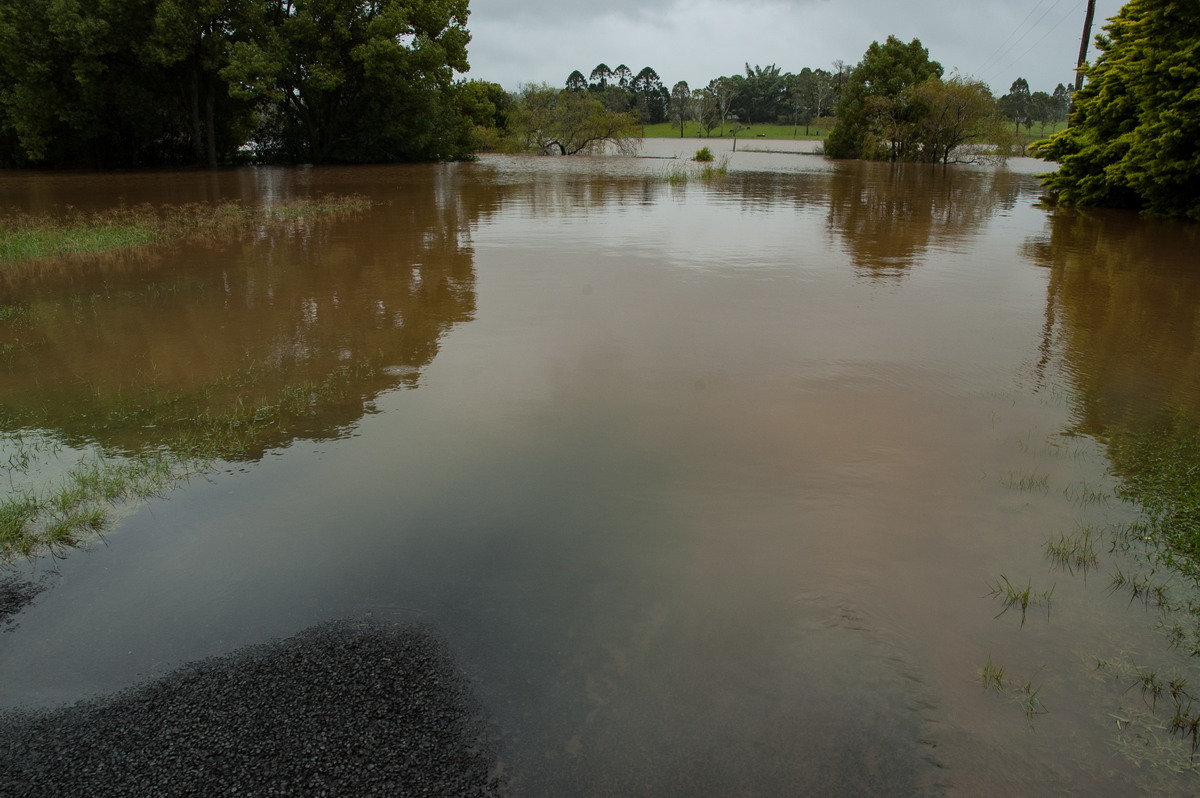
2,140 -> 1200,794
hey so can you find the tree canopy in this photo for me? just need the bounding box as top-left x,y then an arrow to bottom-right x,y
0,0 -> 476,168
559,63 -> 677,125
508,84 -> 639,155
1030,0 -> 1200,219
824,36 -> 944,160
822,36 -> 1009,164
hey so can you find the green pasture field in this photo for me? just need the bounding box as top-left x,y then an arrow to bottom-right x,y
641,118 -> 1066,145
640,119 -> 835,140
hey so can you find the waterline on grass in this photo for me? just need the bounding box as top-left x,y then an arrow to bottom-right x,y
0,195 -> 372,264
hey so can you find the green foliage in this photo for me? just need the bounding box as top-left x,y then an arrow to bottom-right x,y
825,36 -> 945,160
733,63 -> 786,124
907,77 -> 1011,163
145,0 -> 262,167
0,0 -> 477,167
457,79 -> 513,152
1,441 -> 181,560
564,63 -> 668,124
998,79 -> 1070,140
0,0 -> 188,167
1031,0 -> 1200,219
508,84 -> 639,155
785,67 -> 834,134
223,0 -> 473,164
669,81 -> 691,136
997,77 -> 1032,135
824,37 -> 1003,163
693,147 -> 714,162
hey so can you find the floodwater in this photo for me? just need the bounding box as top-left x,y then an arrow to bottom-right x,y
2,139 -> 1200,795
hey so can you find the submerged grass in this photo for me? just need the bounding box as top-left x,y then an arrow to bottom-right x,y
660,154 -> 730,184
1,447 -> 185,559
1109,417 -> 1200,580
1046,523 -> 1100,575
0,195 -> 372,264
1001,468 -> 1050,492
1,194 -> 381,560
1,360 -> 380,562
1095,655 -> 1200,759
987,575 -> 1055,626
978,654 -> 1047,720
1094,414 -> 1200,657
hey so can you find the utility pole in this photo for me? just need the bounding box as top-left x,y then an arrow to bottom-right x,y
1074,0 -> 1097,94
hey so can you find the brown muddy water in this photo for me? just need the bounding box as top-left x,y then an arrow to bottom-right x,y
3,139 -> 1200,795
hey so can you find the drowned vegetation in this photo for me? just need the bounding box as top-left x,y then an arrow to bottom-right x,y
824,36 -> 1014,164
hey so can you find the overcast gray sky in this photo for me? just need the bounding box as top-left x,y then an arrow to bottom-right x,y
463,0 -> 1125,96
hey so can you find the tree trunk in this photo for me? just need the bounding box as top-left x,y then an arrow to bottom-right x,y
189,58 -> 204,164
205,75 -> 218,168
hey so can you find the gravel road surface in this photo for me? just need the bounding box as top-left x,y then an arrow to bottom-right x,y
0,618 -> 503,797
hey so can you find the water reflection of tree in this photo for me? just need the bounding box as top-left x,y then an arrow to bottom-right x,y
1024,208 -> 1200,658
706,170 -> 835,211
500,171 -> 658,218
0,166 -> 496,460
1023,209 -> 1200,436
826,162 -> 1024,279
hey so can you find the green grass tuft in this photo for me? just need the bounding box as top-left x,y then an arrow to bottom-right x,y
987,575 -> 1055,626
1045,523 -> 1100,575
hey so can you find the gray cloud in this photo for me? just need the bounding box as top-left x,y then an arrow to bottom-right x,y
465,0 -> 1125,95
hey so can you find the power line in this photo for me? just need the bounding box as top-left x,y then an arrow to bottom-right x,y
973,0 -> 1058,77
975,0 -> 1080,86
988,0 -> 1086,90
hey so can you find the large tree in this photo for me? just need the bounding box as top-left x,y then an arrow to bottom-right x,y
223,0 -> 472,164
588,63 -> 613,91
691,86 -> 720,137
565,69 -> 587,92
907,77 -> 1008,164
790,67 -> 833,125
997,77 -> 1032,135
706,77 -> 738,136
630,66 -> 668,124
147,0 -> 261,168
824,36 -> 943,160
0,0 -> 476,168
669,81 -> 691,137
509,84 -> 638,155
0,0 -> 190,168
733,63 -> 786,123
1030,0 -> 1200,219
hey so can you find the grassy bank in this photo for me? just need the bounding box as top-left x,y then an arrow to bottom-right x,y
0,195 -> 372,264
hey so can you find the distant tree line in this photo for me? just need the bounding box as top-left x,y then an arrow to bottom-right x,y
564,64 -> 670,124
557,58 -> 1068,150
562,61 -> 851,135
0,0 -> 485,168
997,79 -> 1072,137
